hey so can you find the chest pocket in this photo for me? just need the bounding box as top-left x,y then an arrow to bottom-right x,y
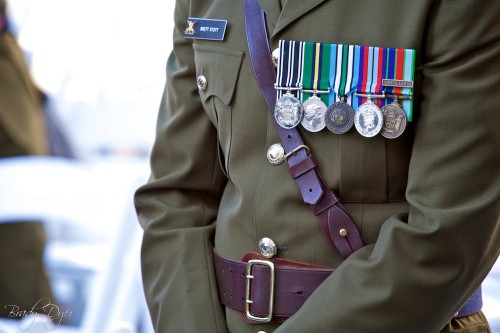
193,43 -> 244,176
194,44 -> 243,118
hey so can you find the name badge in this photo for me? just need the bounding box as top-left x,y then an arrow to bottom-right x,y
184,17 -> 227,41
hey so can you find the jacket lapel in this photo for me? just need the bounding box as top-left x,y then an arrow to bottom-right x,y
273,0 -> 327,36
257,0 -> 281,28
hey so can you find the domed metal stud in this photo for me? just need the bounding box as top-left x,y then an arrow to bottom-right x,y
258,237 -> 277,259
266,143 -> 285,165
271,48 -> 280,68
197,74 -> 208,91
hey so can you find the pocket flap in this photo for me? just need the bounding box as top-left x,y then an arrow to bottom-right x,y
194,44 -> 244,106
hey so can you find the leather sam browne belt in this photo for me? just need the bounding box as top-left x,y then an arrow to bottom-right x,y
214,251 -> 483,323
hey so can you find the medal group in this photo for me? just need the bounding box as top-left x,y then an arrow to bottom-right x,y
274,40 -> 416,139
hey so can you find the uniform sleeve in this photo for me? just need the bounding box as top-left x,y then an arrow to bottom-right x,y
276,1 -> 500,332
133,1 -> 228,332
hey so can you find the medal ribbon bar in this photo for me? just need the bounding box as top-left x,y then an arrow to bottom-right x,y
276,40 -> 305,101
330,44 -> 358,105
301,42 -> 331,103
383,48 -> 416,121
277,40 -> 416,124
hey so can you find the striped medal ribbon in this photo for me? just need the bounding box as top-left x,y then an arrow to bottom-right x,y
324,44 -> 358,134
379,47 -> 416,138
300,42 -> 331,132
383,47 -> 415,120
274,40 -> 305,129
354,46 -> 386,137
380,48 -> 416,138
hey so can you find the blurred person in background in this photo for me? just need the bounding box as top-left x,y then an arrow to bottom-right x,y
0,0 -> 56,319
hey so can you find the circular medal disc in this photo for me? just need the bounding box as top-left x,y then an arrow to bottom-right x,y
274,92 -> 303,129
380,103 -> 407,139
354,101 -> 383,137
301,95 -> 327,132
324,101 -> 355,134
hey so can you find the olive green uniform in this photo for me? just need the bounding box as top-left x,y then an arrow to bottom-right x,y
135,0 -> 500,332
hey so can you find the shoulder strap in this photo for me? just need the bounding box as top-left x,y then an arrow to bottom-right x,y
243,0 -> 363,258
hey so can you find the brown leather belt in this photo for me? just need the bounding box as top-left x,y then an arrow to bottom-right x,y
214,251 -> 483,323
213,251 -> 333,323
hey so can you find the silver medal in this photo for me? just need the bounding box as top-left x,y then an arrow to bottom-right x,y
355,99 -> 383,137
274,91 -> 303,129
325,99 -> 355,134
301,95 -> 327,132
380,103 -> 407,139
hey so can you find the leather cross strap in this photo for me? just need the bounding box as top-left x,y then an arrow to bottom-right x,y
244,0 -> 363,258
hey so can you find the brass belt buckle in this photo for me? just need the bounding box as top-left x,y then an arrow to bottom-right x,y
245,259 -> 275,322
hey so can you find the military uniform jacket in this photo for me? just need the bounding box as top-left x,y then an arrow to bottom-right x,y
134,0 -> 500,332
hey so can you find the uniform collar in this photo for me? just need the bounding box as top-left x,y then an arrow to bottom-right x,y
274,0 -> 327,36
257,0 -> 327,37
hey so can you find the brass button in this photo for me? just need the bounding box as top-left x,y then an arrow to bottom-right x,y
197,74 -> 208,91
267,143 -> 285,165
271,48 -> 280,68
258,237 -> 277,259
339,229 -> 348,237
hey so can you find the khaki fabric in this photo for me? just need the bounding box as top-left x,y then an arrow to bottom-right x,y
135,0 -> 500,332
0,30 -> 47,156
441,312 -> 491,333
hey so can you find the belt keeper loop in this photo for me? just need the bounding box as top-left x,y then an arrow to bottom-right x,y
288,155 -> 318,179
311,191 -> 340,216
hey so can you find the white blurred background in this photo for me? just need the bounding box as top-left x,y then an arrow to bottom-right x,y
8,0 -> 174,160
1,0 -> 175,332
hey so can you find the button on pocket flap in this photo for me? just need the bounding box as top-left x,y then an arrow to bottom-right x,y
194,44 -> 244,106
